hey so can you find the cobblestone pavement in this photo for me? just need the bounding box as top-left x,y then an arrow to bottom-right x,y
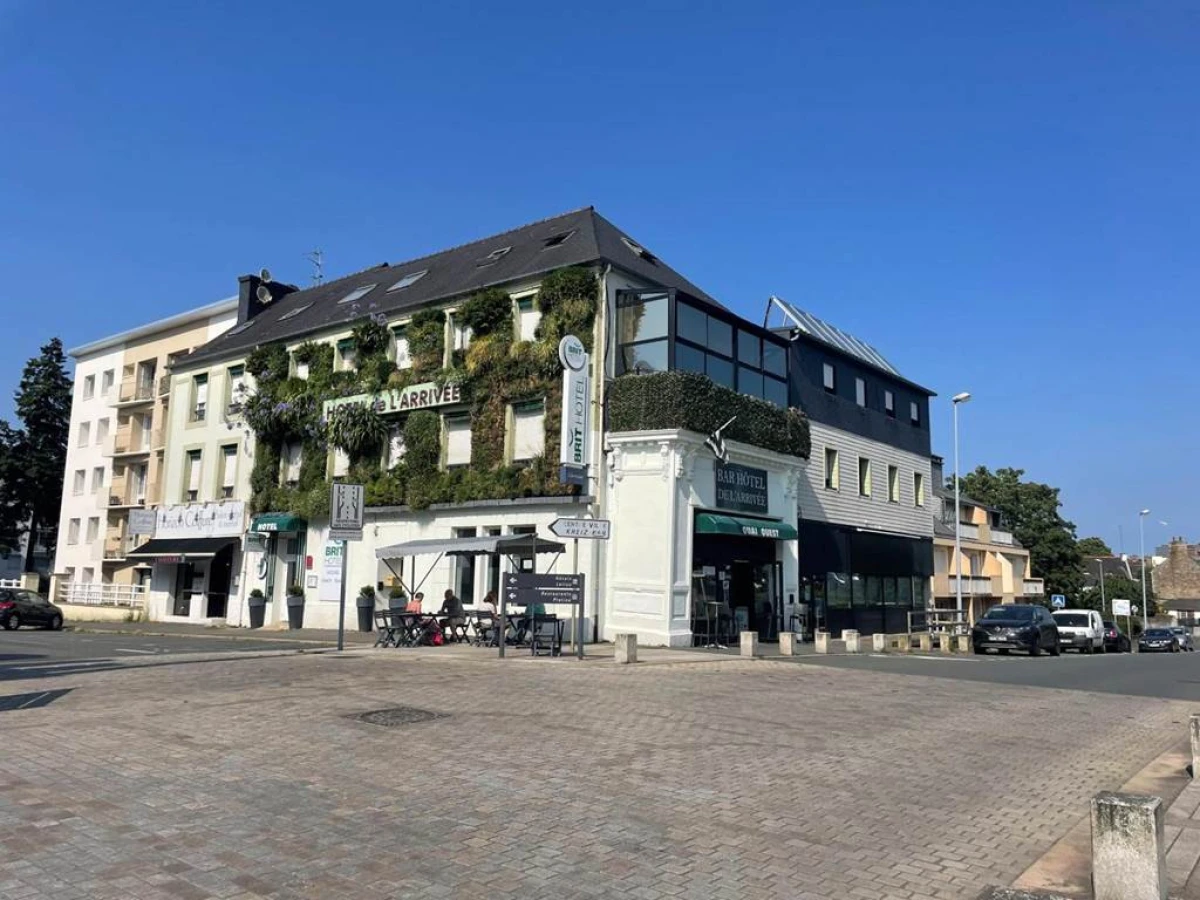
1164,778 -> 1200,896
0,651 -> 1194,900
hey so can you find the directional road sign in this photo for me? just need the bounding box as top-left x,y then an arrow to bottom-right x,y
503,572 -> 585,606
329,483 -> 364,542
549,518 -> 610,540
1111,598 -> 1132,617
1050,594 -> 1066,609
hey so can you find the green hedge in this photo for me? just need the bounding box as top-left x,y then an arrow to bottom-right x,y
608,371 -> 810,459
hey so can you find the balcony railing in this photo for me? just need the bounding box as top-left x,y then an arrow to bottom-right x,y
991,529 -> 1015,545
1023,579 -> 1045,596
56,581 -> 146,608
107,427 -> 152,456
936,574 -> 1002,597
103,534 -> 138,560
115,380 -> 155,404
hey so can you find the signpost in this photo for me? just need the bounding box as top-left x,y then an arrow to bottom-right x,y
1050,594 -> 1067,609
503,572 -> 586,660
329,483 -> 364,650
558,335 -> 590,487
549,518 -> 610,540
1112,598 -> 1131,617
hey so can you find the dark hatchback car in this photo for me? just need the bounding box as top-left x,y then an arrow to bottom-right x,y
0,589 -> 65,631
1139,628 -> 1182,653
972,604 -> 1060,656
1102,621 -> 1131,653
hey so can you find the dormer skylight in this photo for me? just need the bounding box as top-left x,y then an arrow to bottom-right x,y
542,230 -> 576,249
621,236 -> 658,264
387,270 -> 428,292
279,303 -> 313,321
476,246 -> 511,267
338,284 -> 377,305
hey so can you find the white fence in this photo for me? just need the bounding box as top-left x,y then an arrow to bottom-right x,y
0,578 -> 21,590
55,582 -> 147,608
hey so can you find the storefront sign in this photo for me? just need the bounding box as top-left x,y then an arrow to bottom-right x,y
318,542 -> 344,603
559,335 -> 590,473
322,381 -> 462,417
127,508 -> 158,536
714,463 -> 769,514
156,501 -> 245,540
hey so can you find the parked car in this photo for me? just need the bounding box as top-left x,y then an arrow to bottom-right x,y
1169,626 -> 1196,652
1052,609 -> 1105,654
972,604 -> 1060,656
0,589 -> 65,631
1138,628 -> 1182,653
1102,621 -> 1131,653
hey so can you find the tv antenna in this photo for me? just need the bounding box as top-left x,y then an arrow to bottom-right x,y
303,249 -> 324,286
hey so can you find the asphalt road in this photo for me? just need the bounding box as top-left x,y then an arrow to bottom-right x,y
0,629 -> 318,682
795,646 -> 1200,700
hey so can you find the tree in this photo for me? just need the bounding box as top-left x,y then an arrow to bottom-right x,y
955,466 -> 1085,601
0,339 -> 72,571
1077,536 -> 1113,557
1083,574 -> 1157,621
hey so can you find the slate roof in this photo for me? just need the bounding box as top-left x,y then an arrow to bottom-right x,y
183,207 -> 724,367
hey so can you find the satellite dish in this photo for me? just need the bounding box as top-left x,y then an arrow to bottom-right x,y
259,268 -> 272,283
256,285 -> 273,304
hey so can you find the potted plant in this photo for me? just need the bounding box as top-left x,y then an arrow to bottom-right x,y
285,583 -> 305,630
356,584 -> 377,633
247,588 -> 267,629
387,585 -> 408,610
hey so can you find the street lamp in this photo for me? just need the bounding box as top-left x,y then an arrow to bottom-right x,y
1095,558 -> 1107,615
1139,509 -> 1150,633
952,392 -> 972,629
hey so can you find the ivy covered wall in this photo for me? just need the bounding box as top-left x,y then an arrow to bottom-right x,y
242,267 -> 600,518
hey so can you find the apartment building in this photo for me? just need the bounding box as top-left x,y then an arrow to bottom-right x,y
52,298 -> 238,603
929,456 -> 1044,623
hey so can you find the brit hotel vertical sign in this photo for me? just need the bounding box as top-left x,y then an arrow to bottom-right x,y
558,335 -> 590,487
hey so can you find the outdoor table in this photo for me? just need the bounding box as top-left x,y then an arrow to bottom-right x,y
374,610 -> 402,647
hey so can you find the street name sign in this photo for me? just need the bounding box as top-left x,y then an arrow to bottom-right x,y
1111,598 -> 1132,617
329,483 -> 364,542
549,518 -> 610,540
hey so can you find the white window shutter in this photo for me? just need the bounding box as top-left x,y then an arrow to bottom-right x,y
387,427 -> 406,467
512,404 -> 545,461
446,418 -> 471,466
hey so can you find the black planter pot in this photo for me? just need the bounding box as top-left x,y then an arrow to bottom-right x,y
286,594 -> 305,630
356,594 -> 375,632
247,597 -> 267,629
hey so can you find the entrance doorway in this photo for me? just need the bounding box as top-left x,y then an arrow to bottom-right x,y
693,533 -> 783,643
207,545 -> 234,618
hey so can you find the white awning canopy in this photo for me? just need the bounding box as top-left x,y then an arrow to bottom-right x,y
375,534 -> 566,562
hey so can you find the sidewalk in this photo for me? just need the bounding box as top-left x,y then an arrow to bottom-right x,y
68,619 -> 377,645
1165,776 -> 1200,896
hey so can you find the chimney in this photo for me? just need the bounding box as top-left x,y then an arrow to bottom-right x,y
930,455 -> 944,488
236,272 -> 299,325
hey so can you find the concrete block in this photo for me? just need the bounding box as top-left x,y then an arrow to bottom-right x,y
891,633 -> 911,653
917,632 -> 933,652
614,634 -> 637,665
1090,791 -> 1167,900
815,631 -> 830,654
19,573 -> 39,591
955,634 -> 972,653
844,631 -> 862,653
778,632 -> 798,656
840,628 -> 858,642
1190,713 -> 1200,778
872,633 -> 887,653
939,632 -> 955,653
740,631 -> 758,657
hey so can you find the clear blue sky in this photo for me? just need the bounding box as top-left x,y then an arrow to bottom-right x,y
2,1 -> 1196,550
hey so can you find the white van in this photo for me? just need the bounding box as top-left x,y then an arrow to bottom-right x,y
1052,609 -> 1105,653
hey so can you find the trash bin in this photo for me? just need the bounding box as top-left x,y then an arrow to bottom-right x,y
356,592 -> 375,632
247,593 -> 267,629
286,593 -> 305,629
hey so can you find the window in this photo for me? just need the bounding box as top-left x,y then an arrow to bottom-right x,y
453,527 -> 478,604
855,378 -> 866,407
888,465 -> 900,503
392,325 -> 411,370
823,363 -> 836,392
737,331 -> 762,369
86,517 -> 99,543
226,366 -> 245,413
184,450 -> 202,502
337,339 -> 357,370
509,400 -> 545,463
444,415 -> 472,468
279,302 -> 313,320
824,448 -> 839,490
616,290 -> 668,373
332,447 -> 350,478
476,246 -> 511,267
81,567 -> 94,584
620,235 -> 657,264
516,297 -> 540,342
451,315 -> 472,352
295,358 -> 310,380
387,270 -> 428,292
885,390 -> 895,417
191,375 -> 208,422
910,401 -> 920,425
101,369 -> 114,395
219,444 -> 238,499
91,466 -> 105,493
96,417 -> 109,445
67,519 -> 80,544
78,421 -> 90,447
858,457 -> 872,497
73,469 -> 86,495
914,472 -> 926,507
737,368 -> 764,399
542,230 -> 575,249
281,443 -> 302,487
82,375 -> 95,400
762,342 -> 787,379
386,426 -> 406,468
337,285 -> 376,305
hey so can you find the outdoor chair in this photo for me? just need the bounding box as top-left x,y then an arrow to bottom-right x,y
374,610 -> 401,648
529,615 -> 563,657
470,611 -> 498,646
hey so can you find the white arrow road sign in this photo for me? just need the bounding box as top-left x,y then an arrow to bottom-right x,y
550,518 -> 611,540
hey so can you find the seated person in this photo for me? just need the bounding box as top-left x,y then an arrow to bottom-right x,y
405,592 -> 424,613
438,589 -> 466,636
481,591 -> 498,616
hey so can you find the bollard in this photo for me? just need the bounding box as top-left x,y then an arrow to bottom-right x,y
1090,792 -> 1166,900
917,632 -> 933,652
1190,713 -> 1200,778
955,634 -> 972,654
939,632 -> 955,654
844,631 -> 862,653
614,634 -> 637,665
815,631 -> 830,654
740,631 -> 759,657
778,632 -> 798,656
872,633 -> 887,653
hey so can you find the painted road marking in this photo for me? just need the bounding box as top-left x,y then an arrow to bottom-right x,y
115,647 -> 156,654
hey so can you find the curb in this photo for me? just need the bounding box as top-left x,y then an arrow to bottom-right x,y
64,626 -> 369,647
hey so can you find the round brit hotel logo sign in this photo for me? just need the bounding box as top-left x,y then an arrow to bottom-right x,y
558,335 -> 587,371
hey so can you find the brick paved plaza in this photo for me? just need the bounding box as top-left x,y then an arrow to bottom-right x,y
0,650 -> 1194,900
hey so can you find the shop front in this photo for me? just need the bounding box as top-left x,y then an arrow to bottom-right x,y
129,501 -> 246,623
238,513 -> 307,628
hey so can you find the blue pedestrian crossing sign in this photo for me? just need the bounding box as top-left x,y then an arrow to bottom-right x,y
1050,594 -> 1067,609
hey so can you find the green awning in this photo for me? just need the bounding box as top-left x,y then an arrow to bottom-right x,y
250,513 -> 306,534
694,513 -> 797,540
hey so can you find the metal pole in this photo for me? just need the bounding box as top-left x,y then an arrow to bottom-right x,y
1097,559 -> 1106,616
337,540 -> 348,652
571,537 -> 579,655
953,401 -> 963,629
1139,511 -> 1149,633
